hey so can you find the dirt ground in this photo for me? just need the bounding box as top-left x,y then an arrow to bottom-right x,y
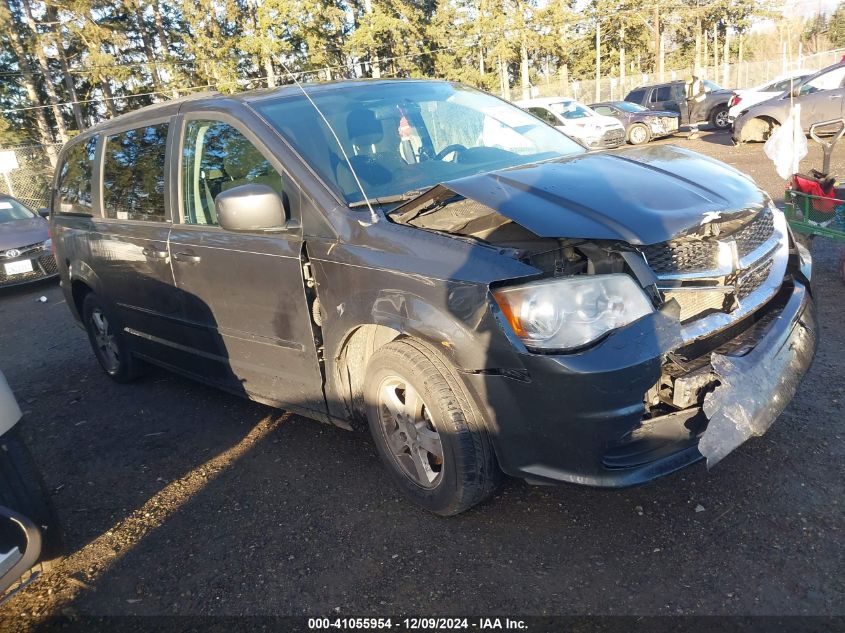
0,129 -> 843,625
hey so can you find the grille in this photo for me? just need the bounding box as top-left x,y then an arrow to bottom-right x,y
641,240 -> 719,274
0,253 -> 58,285
642,209 -> 775,275
737,258 -> 774,300
731,209 -> 775,258
602,129 -> 625,147
39,254 -> 58,275
0,241 -> 44,260
663,289 -> 728,323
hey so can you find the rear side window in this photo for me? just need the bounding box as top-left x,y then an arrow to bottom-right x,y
56,136 -> 97,214
181,120 -> 283,226
528,107 -> 559,127
625,90 -> 646,104
102,124 -> 169,222
592,105 -> 613,116
652,86 -> 672,102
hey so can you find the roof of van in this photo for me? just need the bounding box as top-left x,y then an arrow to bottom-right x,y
77,79 -> 450,139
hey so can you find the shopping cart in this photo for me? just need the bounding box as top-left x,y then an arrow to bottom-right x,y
783,118 -> 845,282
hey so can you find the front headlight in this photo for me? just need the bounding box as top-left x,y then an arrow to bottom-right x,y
492,274 -> 654,351
42,238 -> 52,251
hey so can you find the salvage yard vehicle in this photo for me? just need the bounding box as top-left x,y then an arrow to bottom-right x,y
0,370 -> 61,600
625,79 -> 732,130
589,100 -> 679,144
515,97 -> 626,148
0,194 -> 58,288
733,62 -> 845,143
50,80 -> 816,515
727,70 -> 813,124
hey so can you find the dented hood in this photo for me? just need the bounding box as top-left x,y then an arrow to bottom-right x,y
417,145 -> 765,245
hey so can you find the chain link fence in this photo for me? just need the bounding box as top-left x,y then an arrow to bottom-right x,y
0,143 -> 60,211
531,47 -> 845,103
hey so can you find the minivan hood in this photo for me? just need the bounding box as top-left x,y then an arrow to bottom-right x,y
0,217 -> 47,252
394,145 -> 765,246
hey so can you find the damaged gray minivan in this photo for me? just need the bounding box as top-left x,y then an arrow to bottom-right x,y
51,80 -> 816,515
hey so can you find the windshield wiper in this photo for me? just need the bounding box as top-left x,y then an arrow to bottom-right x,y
348,189 -> 428,209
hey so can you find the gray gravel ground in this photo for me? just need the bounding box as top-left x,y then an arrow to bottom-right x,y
0,129 -> 843,623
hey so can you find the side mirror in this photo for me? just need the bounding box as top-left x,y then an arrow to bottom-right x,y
37,208 -> 49,218
0,505 -> 42,597
215,184 -> 293,232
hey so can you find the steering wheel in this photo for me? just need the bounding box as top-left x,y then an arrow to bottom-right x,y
434,144 -> 468,162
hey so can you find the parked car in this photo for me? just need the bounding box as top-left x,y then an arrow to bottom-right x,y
0,370 -> 61,600
515,97 -> 626,148
733,62 -> 845,143
589,100 -> 679,144
0,194 -> 58,288
727,70 -> 813,123
625,79 -> 733,130
52,80 -> 816,515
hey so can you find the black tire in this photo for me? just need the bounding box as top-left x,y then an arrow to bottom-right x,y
0,427 -> 63,562
364,339 -> 502,516
82,292 -> 141,383
710,105 -> 730,130
627,123 -> 650,145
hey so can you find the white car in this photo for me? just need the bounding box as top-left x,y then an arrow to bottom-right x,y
727,70 -> 813,123
515,97 -> 626,149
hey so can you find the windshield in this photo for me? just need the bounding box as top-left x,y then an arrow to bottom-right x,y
0,198 -> 35,224
614,101 -> 647,113
548,101 -> 594,119
253,82 -> 585,205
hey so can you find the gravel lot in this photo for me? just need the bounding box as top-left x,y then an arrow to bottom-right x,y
1,129 -> 843,623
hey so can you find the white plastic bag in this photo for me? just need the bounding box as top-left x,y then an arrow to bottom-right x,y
764,104 -> 807,180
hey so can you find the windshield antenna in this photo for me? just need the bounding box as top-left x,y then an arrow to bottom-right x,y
275,60 -> 378,226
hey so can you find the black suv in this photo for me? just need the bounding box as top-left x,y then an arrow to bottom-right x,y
51,79 -> 815,515
625,79 -> 733,129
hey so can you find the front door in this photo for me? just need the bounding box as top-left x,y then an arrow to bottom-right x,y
92,121 -> 185,365
168,114 -> 326,415
796,65 -> 845,131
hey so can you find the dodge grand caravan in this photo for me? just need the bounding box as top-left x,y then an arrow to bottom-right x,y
51,80 -> 816,515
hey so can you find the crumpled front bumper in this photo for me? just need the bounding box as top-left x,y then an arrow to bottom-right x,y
462,278 -> 817,487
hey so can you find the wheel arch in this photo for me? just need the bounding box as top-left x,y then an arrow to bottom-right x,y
66,261 -> 102,322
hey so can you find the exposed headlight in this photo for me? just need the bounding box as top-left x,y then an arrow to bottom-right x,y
492,274 -> 654,351
42,238 -> 52,251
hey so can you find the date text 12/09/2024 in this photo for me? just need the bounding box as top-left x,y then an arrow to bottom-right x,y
307,618 -> 528,630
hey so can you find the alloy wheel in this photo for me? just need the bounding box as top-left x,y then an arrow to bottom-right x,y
376,376 -> 444,489
630,125 -> 648,144
715,109 -> 730,129
90,308 -> 120,372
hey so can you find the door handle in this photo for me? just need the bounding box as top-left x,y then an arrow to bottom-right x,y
142,245 -> 168,259
174,251 -> 201,264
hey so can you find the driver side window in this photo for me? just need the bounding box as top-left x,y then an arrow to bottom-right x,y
181,120 -> 283,226
801,67 -> 845,95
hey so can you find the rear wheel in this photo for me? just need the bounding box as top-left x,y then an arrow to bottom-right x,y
82,293 -> 141,383
364,339 -> 502,516
711,106 -> 731,130
627,123 -> 650,145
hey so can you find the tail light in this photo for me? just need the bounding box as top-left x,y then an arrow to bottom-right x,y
729,94 -> 741,108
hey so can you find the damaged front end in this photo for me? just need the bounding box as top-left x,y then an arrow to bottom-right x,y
390,159 -> 817,484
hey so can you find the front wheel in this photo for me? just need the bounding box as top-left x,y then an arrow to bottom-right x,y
364,339 -> 502,516
82,293 -> 141,383
711,106 -> 730,130
627,123 -> 650,145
